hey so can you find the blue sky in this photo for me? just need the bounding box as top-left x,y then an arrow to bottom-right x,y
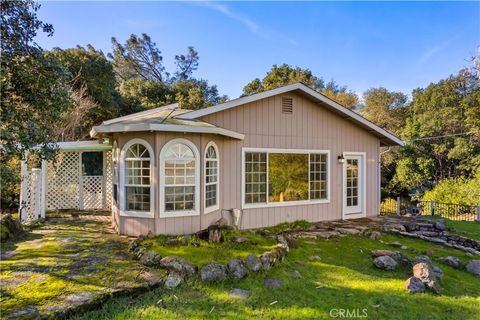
36,1 -> 479,99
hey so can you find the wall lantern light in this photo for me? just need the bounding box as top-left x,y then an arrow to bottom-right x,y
338,155 -> 345,164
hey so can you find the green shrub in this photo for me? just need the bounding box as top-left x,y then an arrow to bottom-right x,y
422,168 -> 480,205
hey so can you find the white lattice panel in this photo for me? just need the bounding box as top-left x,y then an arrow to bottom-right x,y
47,152 -> 80,210
104,151 -> 112,209
83,175 -> 103,209
22,169 -> 42,223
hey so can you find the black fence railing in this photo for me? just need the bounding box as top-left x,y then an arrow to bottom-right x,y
380,197 -> 479,222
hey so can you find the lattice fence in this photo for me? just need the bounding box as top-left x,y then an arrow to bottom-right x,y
104,151 -> 112,209
21,169 -> 43,223
47,152 -> 81,210
83,176 -> 103,209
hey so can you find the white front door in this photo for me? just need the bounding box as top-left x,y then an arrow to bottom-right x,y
343,153 -> 365,218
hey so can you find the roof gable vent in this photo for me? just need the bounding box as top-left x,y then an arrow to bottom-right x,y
282,97 -> 293,114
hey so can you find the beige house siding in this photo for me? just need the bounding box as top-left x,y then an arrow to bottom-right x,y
200,92 -> 381,230
111,92 -> 381,236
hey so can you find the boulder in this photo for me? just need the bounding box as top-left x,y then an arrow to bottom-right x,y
260,251 -> 277,270
466,260 -> 480,276
336,228 -> 360,235
309,255 -> 321,261
159,256 -> 197,277
164,272 -> 184,289
128,239 -> 141,253
381,224 -> 406,233
389,241 -> 402,248
389,251 -> 410,265
245,254 -> 262,272
432,265 -> 444,280
411,255 -> 432,267
271,246 -> 288,261
264,278 -> 283,288
443,256 -> 461,269
412,262 -> 440,294
227,258 -> 247,279
405,276 -> 425,293
371,249 -> 393,257
0,214 -> 24,241
229,288 -> 250,299
139,250 -> 162,267
200,261 -> 227,282
434,219 -> 446,231
373,256 -> 398,270
369,231 -> 382,240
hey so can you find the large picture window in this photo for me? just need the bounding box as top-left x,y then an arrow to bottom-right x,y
205,142 -> 219,212
243,149 -> 329,207
124,142 -> 151,212
160,139 -> 200,217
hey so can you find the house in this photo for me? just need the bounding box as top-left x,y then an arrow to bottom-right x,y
90,83 -> 403,236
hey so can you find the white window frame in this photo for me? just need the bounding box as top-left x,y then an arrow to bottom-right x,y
119,138 -> 155,218
241,147 -> 331,209
159,138 -> 200,218
204,141 -> 220,214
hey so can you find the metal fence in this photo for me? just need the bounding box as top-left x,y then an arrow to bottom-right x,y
380,197 -> 479,222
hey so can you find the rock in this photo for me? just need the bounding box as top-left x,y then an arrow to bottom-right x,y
200,261 -> 227,282
405,276 -> 425,293
165,238 -> 180,246
432,265 -> 444,280
434,219 -> 446,231
389,241 -> 402,248
412,255 -> 431,266
466,260 -> 480,276
227,258 -> 247,279
316,231 -> 340,239
412,263 -> 440,294
389,251 -> 410,265
373,256 -> 398,270
0,214 -> 24,241
264,278 -> 283,288
229,288 -> 250,299
371,249 -> 393,257
369,231 -> 382,240
159,256 -> 197,277
336,228 -> 360,235
381,224 -> 406,233
309,255 -> 321,261
285,236 -> 298,248
139,250 -> 162,267
443,256 -> 461,269
138,271 -> 163,287
271,246 -> 288,261
164,272 -> 184,289
245,254 -> 262,272
260,251 -> 277,270
208,226 -> 222,243
400,246 -> 408,250
233,236 -> 247,244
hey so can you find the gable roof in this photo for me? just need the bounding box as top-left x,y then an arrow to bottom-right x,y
179,83 -> 404,146
90,104 -> 245,140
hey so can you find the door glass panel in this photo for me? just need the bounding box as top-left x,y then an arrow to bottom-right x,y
346,159 -> 359,207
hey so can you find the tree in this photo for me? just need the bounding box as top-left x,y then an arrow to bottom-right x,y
1,0 -> 70,158
394,70 -> 480,192
174,47 -> 199,81
49,45 -> 121,139
110,34 -> 227,112
360,87 -> 408,197
109,33 -> 167,82
242,64 -> 358,109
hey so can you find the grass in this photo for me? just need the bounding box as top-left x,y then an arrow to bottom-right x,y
424,216 -> 480,241
72,225 -> 480,320
0,214 -> 163,319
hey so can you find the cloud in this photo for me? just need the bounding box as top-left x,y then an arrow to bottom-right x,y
199,1 -> 259,33
417,40 -> 451,66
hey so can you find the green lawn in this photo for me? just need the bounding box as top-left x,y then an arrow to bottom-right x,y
72,226 -> 480,320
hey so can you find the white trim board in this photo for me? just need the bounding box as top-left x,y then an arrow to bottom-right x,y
240,147 -> 331,210
342,152 -> 367,219
204,141 -> 220,214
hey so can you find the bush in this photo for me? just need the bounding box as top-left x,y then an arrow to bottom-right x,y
0,156 -> 21,213
422,168 -> 480,206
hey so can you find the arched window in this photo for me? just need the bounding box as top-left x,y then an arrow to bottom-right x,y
205,142 -> 219,213
160,139 -> 200,217
120,139 -> 154,217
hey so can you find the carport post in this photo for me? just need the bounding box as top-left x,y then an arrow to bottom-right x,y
41,160 -> 47,219
19,159 -> 28,223
476,205 -> 480,222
